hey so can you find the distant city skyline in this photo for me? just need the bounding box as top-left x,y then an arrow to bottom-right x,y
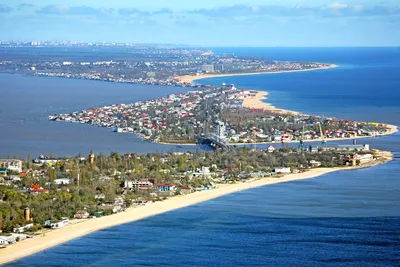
0,0 -> 399,46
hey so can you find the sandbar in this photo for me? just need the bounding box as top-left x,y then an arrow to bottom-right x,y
175,64 -> 338,84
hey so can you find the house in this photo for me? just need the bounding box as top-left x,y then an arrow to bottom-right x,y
0,159 -> 22,172
309,160 -> 321,167
274,167 -> 291,174
51,218 -> 69,229
358,153 -> 373,163
132,200 -> 153,206
26,184 -> 49,195
13,224 -> 33,233
95,193 -> 105,200
352,153 -> 374,165
0,168 -> 7,177
273,134 -> 282,141
51,222 -> 64,229
155,183 -> 176,196
54,178 -> 71,185
267,145 -> 276,153
123,180 -> 153,190
93,211 -> 104,217
0,237 -> 9,246
155,183 -> 176,192
74,210 -> 90,219
180,186 -> 193,195
193,167 -> 212,178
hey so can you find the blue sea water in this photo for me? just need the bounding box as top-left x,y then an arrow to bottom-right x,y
2,47 -> 400,266
1,47 -> 400,157
200,47 -> 400,125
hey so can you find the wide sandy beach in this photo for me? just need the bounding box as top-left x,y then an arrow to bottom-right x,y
176,64 -> 338,84
0,151 -> 393,264
240,90 -> 398,142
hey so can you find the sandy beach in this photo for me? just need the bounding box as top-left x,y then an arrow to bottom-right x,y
240,90 -> 398,143
0,150 -> 393,265
176,64 -> 338,84
153,90 -> 398,146
242,91 -> 299,115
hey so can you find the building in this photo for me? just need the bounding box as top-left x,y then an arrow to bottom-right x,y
267,145 -> 276,153
309,160 -> 321,167
202,64 -> 214,73
89,153 -> 95,165
274,167 -> 291,174
24,208 -> 31,222
123,180 -> 153,190
26,184 -> 49,195
93,211 -> 104,217
0,237 -> 9,246
320,144 -> 370,152
51,221 -> 64,229
351,153 -> 374,165
214,64 -> 225,72
74,210 -> 90,219
180,186 -> 193,195
54,178 -> 71,185
13,224 -> 33,233
0,168 -> 7,177
155,183 -> 176,192
193,166 -> 212,178
0,159 -> 22,172
214,120 -> 226,139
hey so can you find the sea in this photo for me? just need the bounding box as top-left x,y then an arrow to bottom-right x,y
2,47 -> 400,266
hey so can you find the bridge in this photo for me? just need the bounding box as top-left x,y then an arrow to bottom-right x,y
198,134 -> 234,152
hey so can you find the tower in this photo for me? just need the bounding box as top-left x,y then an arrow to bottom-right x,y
89,153 -> 95,165
214,120 -> 226,139
24,208 -> 31,222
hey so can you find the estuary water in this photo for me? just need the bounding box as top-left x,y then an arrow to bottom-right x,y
3,47 -> 400,266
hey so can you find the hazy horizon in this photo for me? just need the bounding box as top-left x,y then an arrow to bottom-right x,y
1,0 -> 400,46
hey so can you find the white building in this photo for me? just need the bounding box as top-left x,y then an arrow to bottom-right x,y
202,64 -> 215,73
0,237 -> 9,245
54,178 -> 71,185
214,120 -> 226,139
355,153 -> 374,164
13,224 -> 33,233
0,159 -> 22,173
274,167 -> 291,174
309,160 -> 321,167
123,180 -> 153,190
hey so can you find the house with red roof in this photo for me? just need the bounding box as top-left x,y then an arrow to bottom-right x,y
26,184 -> 49,195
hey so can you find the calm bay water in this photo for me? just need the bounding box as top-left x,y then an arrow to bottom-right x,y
3,47 -> 400,266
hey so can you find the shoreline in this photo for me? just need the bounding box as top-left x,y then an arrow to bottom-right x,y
0,150 -> 392,264
175,64 -> 338,84
153,90 -> 398,145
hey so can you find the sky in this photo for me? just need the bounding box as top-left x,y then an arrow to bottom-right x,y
0,0 -> 399,46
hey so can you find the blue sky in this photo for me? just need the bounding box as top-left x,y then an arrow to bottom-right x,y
0,0 -> 399,46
